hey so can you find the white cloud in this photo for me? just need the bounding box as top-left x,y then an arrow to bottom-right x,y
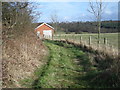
34,2 -> 118,22
105,10 -> 112,15
63,16 -> 71,21
82,13 -> 86,16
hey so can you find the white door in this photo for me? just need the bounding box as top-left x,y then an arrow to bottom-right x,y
43,30 -> 52,38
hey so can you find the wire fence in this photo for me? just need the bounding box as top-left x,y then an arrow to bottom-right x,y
52,34 -> 118,56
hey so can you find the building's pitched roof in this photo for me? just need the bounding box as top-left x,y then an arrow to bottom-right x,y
35,23 -> 54,30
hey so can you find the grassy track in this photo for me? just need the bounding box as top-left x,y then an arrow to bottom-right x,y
32,40 -> 114,88
20,40 -> 119,88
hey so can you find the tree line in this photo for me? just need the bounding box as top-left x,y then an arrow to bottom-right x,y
47,21 -> 118,34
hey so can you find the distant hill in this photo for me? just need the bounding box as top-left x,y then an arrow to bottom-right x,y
101,21 -> 118,29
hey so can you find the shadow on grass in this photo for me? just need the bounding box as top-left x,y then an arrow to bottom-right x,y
31,47 -> 53,89
44,40 -> 120,88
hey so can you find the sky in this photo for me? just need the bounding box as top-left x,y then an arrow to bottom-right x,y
32,2 -> 118,23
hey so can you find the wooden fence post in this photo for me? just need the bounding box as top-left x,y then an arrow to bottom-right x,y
67,35 -> 69,41
74,35 -> 76,43
89,36 -> 91,46
97,38 -> 100,48
66,35 -> 68,41
74,35 -> 75,43
104,38 -> 107,45
60,34 -> 61,41
72,35 -> 74,43
104,37 -> 107,50
64,35 -> 66,41
80,36 -> 82,44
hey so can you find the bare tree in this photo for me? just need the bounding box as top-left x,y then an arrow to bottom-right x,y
50,10 -> 59,32
88,0 -> 105,44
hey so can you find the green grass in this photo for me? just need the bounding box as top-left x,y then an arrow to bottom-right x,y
33,40 -> 90,88
30,40 -> 119,88
21,40 -> 119,88
53,33 -> 119,50
19,48 -> 50,88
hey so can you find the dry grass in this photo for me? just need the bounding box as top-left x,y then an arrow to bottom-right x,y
53,33 -> 119,56
2,31 -> 48,88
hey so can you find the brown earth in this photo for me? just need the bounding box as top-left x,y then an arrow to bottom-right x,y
2,31 -> 48,88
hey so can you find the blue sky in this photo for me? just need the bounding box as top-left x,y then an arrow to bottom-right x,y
32,2 -> 118,23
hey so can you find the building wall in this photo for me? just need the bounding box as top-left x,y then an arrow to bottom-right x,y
35,24 -> 54,36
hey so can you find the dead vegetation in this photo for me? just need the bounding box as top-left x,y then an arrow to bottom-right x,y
2,31 -> 48,88
2,2 -> 47,88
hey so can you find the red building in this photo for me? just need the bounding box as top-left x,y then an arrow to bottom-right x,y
35,23 -> 54,38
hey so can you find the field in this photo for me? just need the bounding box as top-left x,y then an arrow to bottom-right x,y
23,40 -> 119,88
53,33 -> 119,50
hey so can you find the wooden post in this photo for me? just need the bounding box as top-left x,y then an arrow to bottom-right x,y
80,36 -> 82,44
59,34 -> 61,40
72,35 -> 74,43
66,35 -> 68,41
64,35 -> 66,40
74,35 -> 75,43
104,37 -> 107,45
89,36 -> 91,46
67,35 -> 69,41
104,37 -> 107,50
